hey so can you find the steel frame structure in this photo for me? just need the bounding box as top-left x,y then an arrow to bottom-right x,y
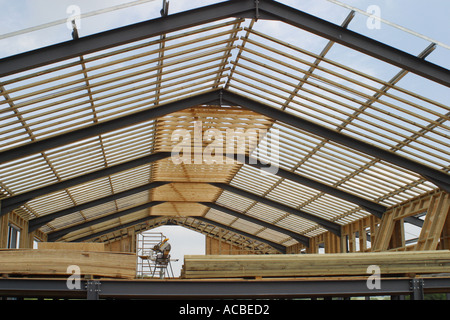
0,0 -> 449,267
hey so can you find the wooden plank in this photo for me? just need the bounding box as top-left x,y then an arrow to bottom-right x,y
416,193 -> 450,251
182,251 -> 450,279
371,208 -> 396,251
0,249 -> 135,279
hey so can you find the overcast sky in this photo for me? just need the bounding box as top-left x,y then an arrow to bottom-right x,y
0,0 -> 448,274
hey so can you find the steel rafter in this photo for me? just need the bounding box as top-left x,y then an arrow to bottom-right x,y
256,0 -> 450,88
0,1 -> 256,78
238,155 -> 387,218
47,201 -> 165,241
1,1 -> 448,87
221,90 -> 450,193
0,91 -> 220,165
199,201 -> 310,246
72,216 -> 164,242
28,181 -> 170,232
0,152 -> 171,215
209,182 -> 341,236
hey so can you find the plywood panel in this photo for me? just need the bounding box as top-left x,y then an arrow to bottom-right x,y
150,202 -> 206,216
152,183 -> 220,202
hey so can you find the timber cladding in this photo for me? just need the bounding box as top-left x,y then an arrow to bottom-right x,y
181,250 -> 450,279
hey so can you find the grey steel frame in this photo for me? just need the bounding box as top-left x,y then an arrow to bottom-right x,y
0,276 -> 448,300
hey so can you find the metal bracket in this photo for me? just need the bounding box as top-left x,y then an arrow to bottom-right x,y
255,0 -> 260,21
71,20 -> 79,40
410,279 -> 424,300
86,280 -> 101,300
160,0 -> 169,17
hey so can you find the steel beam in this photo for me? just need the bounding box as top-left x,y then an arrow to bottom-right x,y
239,155 -> 387,218
0,152 -> 171,215
47,201 -> 165,241
3,276 -> 444,300
209,182 -> 341,236
199,201 -> 310,246
0,1 -> 256,77
194,216 -> 287,253
28,181 -> 170,232
0,91 -> 220,165
221,90 -> 450,192
257,1 -> 450,88
1,0 -> 448,88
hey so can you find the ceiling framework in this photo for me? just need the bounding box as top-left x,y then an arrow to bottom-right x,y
0,0 -> 449,253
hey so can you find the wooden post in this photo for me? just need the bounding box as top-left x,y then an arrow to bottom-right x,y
0,211 -> 8,248
389,219 -> 405,250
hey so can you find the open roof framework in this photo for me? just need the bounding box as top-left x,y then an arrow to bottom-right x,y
0,0 -> 449,254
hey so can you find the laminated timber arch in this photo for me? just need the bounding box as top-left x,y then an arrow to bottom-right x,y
0,0 -> 449,259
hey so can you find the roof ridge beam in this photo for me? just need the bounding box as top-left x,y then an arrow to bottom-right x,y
209,182 -> 341,236
221,90 -> 450,193
199,201 -> 310,246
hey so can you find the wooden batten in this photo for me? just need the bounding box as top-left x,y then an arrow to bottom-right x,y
206,236 -> 257,255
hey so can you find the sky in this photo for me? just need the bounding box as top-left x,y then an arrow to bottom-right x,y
0,0 -> 448,266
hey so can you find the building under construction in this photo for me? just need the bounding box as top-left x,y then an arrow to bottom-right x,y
0,0 -> 449,301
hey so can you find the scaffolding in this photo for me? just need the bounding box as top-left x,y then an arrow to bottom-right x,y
136,232 -> 177,279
